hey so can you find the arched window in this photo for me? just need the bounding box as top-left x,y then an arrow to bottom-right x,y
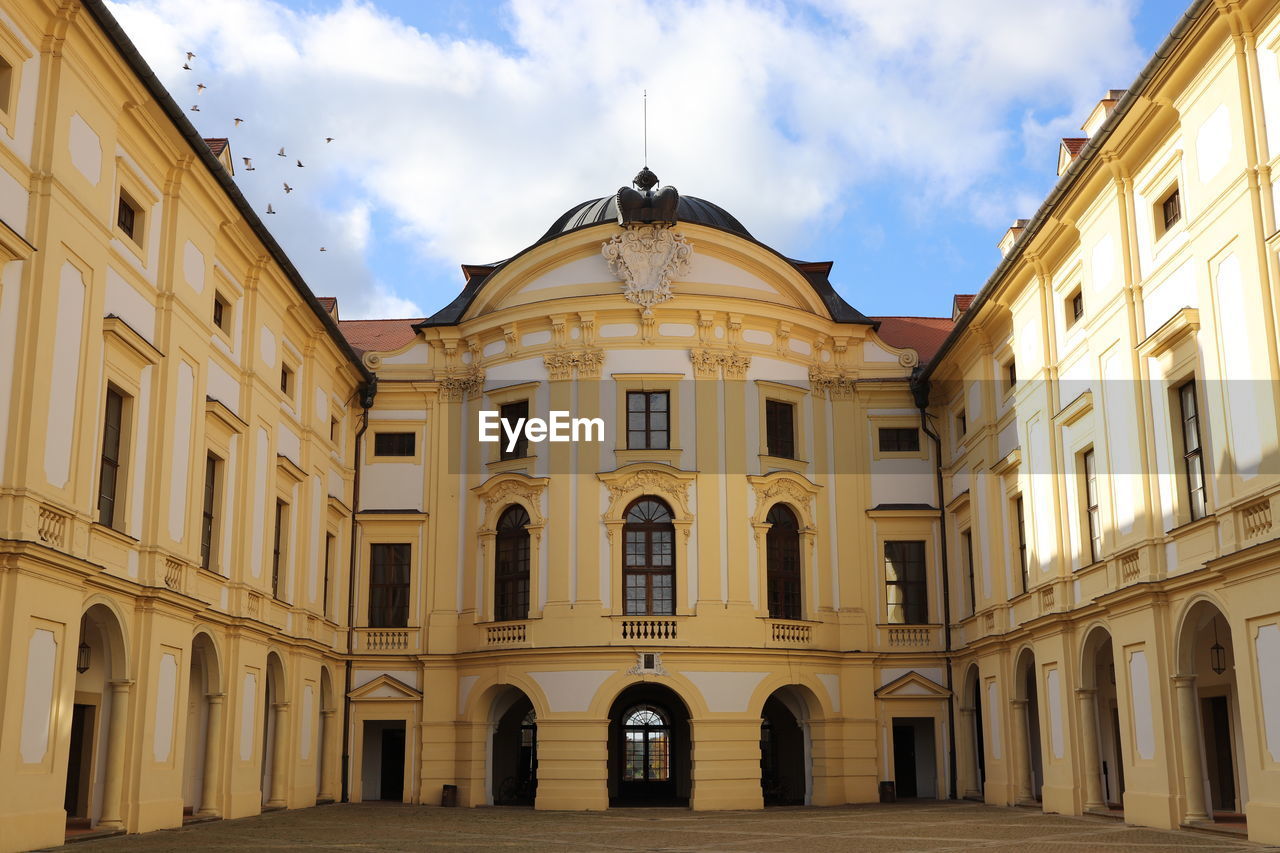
623,705 -> 670,781
623,498 -> 675,615
766,504 -> 801,620
495,505 -> 530,621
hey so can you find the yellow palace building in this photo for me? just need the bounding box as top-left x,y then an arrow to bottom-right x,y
4,0 -> 1280,850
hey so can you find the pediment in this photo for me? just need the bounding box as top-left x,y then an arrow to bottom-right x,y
348,674 -> 422,702
874,670 -> 951,700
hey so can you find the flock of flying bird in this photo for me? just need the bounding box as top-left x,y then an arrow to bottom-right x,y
182,51 -> 334,252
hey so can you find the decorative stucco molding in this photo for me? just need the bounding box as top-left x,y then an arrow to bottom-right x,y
543,348 -> 604,380
602,225 -> 692,313
690,348 -> 751,379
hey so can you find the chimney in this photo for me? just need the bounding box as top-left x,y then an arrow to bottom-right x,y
998,219 -> 1030,258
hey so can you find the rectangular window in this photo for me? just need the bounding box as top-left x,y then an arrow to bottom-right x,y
272,500 -> 288,599
213,292 -> 230,332
1161,187 -> 1182,232
627,391 -> 669,450
884,541 -> 927,625
373,432 -> 415,457
116,191 -> 140,243
0,55 -> 12,115
1006,360 -> 1017,391
1082,449 -> 1101,564
1015,496 -> 1029,595
1068,288 -> 1084,327
878,427 -> 920,453
280,364 -> 293,396
97,386 -> 126,528
765,399 -> 796,459
200,453 -> 221,570
962,530 -> 976,615
369,543 -> 411,628
322,533 -> 335,619
499,400 -> 530,460
329,417 -> 339,443
957,410 -> 967,437
1179,380 -> 1207,521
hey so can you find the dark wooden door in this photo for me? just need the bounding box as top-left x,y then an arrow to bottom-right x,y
380,727 -> 405,801
893,723 -> 918,798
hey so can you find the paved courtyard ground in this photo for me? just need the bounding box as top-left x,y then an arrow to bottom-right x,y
47,801 -> 1267,852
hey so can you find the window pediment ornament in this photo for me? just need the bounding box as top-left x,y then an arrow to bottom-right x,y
602,225 -> 693,314
474,474 -> 549,528
748,471 -> 820,527
598,464 -> 695,522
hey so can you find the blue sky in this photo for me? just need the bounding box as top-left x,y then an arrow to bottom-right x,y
108,0 -> 1190,320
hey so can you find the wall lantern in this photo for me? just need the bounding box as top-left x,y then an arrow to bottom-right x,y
76,640 -> 91,674
1209,621 -> 1227,676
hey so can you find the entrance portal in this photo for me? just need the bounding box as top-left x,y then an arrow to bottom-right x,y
492,694 -> 537,806
361,720 -> 406,801
760,696 -> 805,805
891,717 -> 937,799
608,684 -> 690,806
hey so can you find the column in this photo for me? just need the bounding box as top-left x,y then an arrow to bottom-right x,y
98,680 -> 134,830
317,709 -> 337,801
1010,699 -> 1032,803
266,701 -> 291,808
1172,675 -> 1209,822
197,693 -> 225,816
1075,688 -> 1104,811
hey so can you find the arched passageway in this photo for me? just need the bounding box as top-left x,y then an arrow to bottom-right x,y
760,686 -> 815,805
960,666 -> 985,800
1012,648 -> 1043,804
1080,627 -> 1125,814
608,683 -> 691,806
261,653 -> 288,808
490,688 -> 537,806
1176,601 -> 1245,827
182,632 -> 223,819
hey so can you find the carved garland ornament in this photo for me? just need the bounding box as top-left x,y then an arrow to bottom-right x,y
604,471 -> 692,519
439,368 -> 485,401
478,477 -> 548,527
601,225 -> 692,312
808,366 -> 856,400
543,348 -> 604,380
690,348 -> 751,379
752,477 -> 815,518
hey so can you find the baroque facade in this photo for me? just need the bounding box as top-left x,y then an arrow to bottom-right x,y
2,0 -> 1280,851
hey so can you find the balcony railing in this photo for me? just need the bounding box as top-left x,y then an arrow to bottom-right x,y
886,626 -> 932,647
487,623 -> 528,645
355,627 -> 418,652
770,621 -> 811,644
620,619 -> 678,640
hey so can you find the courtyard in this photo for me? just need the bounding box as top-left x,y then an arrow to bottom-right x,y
44,802 -> 1266,852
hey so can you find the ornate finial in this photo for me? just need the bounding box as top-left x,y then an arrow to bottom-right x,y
633,167 -> 659,191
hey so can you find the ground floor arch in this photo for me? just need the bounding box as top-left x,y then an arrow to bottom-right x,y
760,685 -> 818,806
261,652 -> 288,808
1012,648 -> 1043,804
608,683 -> 691,806
959,665 -> 985,800
490,687 -> 537,806
1176,599 -> 1245,828
182,632 -> 223,819
64,603 -> 132,835
1079,625 -> 1125,814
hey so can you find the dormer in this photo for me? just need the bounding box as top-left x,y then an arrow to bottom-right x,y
952,293 -> 976,321
204,137 -> 234,175
1057,138 -> 1088,176
1082,89 -> 1127,137
998,219 -> 1029,258
317,297 -> 339,320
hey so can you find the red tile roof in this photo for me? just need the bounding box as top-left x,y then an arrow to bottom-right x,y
953,294 -> 975,314
204,137 -> 228,156
337,318 -> 424,354
1061,137 -> 1087,157
316,297 -> 338,316
873,316 -> 955,364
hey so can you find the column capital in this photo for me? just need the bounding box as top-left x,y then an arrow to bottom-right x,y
108,679 -> 135,691
206,691 -> 227,702
1074,687 -> 1098,698
1171,673 -> 1198,687
320,708 -> 336,718
272,701 -> 292,711
1009,698 -> 1029,708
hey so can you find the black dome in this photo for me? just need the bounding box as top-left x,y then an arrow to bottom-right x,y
537,194 -> 754,245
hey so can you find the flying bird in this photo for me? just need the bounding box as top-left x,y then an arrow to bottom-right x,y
266,203 -> 276,214
242,156 -> 252,167
296,159 -> 304,168
320,247 -> 327,252
283,182 -> 293,194
182,63 -> 191,70
196,83 -> 206,93
245,164 -> 256,171
186,51 -> 196,60
234,118 -> 244,127
277,147 -> 286,157
189,104 -> 200,112
325,137 -> 334,143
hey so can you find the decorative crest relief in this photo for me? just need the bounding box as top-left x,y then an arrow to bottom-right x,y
603,225 -> 692,312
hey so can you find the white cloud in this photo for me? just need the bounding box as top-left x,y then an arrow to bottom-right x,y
106,0 -> 1143,318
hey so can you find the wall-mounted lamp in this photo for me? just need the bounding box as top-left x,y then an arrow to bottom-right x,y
76,641 -> 91,674
1209,621 -> 1226,676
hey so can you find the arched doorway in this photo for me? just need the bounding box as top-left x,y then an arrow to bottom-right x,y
182,632 -> 223,819
261,652 -> 288,808
760,686 -> 813,805
1176,601 -> 1245,827
317,668 -> 336,803
64,604 -> 131,834
960,665 -> 985,800
1080,626 -> 1124,814
608,683 -> 690,806
490,688 -> 537,806
1012,648 -> 1043,804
